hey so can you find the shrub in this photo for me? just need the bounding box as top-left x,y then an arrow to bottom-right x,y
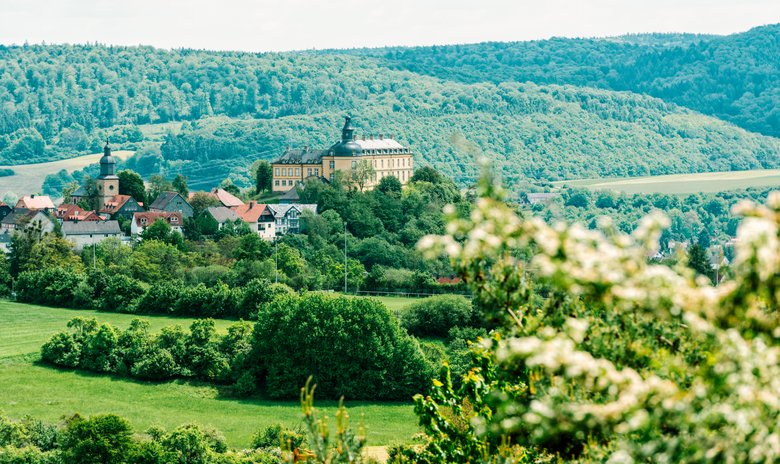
99,274 -> 147,313
60,414 -> 134,464
40,333 -> 81,367
401,295 -> 474,338
252,292 -> 432,400
236,279 -> 294,320
251,424 -> 304,450
136,283 -> 184,314
15,268 -> 84,307
131,349 -> 180,380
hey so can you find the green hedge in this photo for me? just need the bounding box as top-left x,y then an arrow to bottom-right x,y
401,294 -> 475,338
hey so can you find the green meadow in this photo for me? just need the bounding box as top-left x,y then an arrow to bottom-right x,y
553,169 -> 780,194
0,300 -> 418,448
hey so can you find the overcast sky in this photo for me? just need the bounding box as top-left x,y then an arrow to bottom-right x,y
1,0 -> 778,52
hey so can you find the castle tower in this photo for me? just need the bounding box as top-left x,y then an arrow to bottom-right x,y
96,142 -> 119,210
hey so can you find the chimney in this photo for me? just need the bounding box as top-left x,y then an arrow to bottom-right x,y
379,134 -> 384,140
303,145 -> 309,152
369,134 -> 374,140
248,201 -> 254,209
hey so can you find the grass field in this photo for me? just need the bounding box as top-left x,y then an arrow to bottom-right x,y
0,300 -> 418,448
0,150 -> 134,196
552,169 -> 780,194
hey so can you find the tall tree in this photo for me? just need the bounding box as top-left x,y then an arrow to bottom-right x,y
146,175 -> 174,205
172,174 -> 189,198
350,160 -> 375,192
118,170 -> 146,205
255,161 -> 273,194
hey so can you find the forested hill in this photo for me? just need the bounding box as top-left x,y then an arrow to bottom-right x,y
1,27 -> 780,190
345,24 -> 780,137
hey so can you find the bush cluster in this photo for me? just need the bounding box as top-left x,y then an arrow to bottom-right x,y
250,292 -> 433,400
16,266 -> 291,320
41,293 -> 432,401
400,294 -> 476,338
41,318 -> 251,384
0,413 -> 285,464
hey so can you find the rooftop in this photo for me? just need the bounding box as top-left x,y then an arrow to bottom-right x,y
62,221 -> 121,235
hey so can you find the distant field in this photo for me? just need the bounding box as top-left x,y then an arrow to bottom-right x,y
0,150 -> 134,195
0,300 -> 418,448
552,169 -> 780,194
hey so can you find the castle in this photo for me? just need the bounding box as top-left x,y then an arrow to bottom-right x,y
271,116 -> 414,193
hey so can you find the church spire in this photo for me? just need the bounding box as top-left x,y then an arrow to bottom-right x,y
341,115 -> 355,142
99,141 -> 116,178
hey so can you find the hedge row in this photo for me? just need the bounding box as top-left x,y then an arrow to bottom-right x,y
15,267 -> 292,320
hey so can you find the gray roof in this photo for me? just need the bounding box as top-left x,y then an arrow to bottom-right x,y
279,187 -> 301,202
274,148 -> 327,165
269,204 -> 318,218
62,221 -> 121,235
150,191 -> 187,210
205,206 -> 240,223
1,209 -> 37,225
71,185 -> 88,197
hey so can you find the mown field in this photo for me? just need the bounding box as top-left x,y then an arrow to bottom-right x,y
552,169 -> 780,194
0,300 -> 418,448
0,150 -> 134,196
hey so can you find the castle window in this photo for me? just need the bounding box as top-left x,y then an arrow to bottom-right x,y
329,161 -> 335,169
282,168 -> 287,176
351,161 -> 357,169
275,168 -> 279,176
307,168 -> 312,176
295,168 -> 300,176
275,180 -> 279,186
315,168 -> 319,176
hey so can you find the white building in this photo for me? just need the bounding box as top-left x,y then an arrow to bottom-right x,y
62,221 -> 122,251
131,212 -> 184,237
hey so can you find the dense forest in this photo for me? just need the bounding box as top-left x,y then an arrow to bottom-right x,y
348,24 -> 780,137
2,25 -> 780,190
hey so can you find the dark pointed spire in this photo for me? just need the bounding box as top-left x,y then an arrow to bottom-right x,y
104,141 -> 111,157
341,115 -> 354,142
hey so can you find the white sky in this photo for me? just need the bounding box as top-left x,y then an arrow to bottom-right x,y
1,0 -> 779,52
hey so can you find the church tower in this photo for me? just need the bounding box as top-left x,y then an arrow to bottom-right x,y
96,142 -> 119,210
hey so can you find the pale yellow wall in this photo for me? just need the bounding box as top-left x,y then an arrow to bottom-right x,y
272,153 -> 414,192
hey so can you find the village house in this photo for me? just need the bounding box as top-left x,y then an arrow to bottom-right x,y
0,202 -> 11,221
54,204 -> 103,222
15,195 -> 55,213
0,209 -> 55,235
131,211 -> 183,237
269,204 -> 317,235
150,191 -> 194,218
272,116 -> 414,193
234,202 -> 276,240
202,206 -> 241,230
525,192 -> 562,205
62,221 -> 122,251
99,194 -> 145,220
192,188 -> 245,209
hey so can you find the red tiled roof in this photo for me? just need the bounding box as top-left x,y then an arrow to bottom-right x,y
99,195 -> 133,214
436,277 -> 462,285
54,203 -> 85,220
133,211 -> 182,227
233,202 -> 270,222
16,195 -> 55,210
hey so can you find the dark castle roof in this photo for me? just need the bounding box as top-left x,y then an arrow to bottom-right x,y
274,148 -> 327,165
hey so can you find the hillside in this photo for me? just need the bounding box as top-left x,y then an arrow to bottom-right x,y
1,30 -> 780,190
347,24 -> 780,137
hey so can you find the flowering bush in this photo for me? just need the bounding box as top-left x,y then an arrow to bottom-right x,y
412,174 -> 780,462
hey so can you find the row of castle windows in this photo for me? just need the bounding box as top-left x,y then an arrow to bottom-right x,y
275,157 -> 411,178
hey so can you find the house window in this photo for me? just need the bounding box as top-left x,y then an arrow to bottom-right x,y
275,168 -> 279,176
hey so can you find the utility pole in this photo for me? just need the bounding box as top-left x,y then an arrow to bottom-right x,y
344,221 -> 348,294
274,239 -> 278,283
